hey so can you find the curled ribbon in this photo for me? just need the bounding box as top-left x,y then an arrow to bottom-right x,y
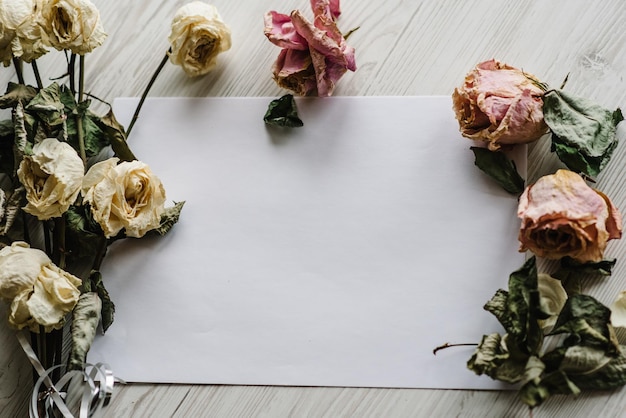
16,332 -> 120,418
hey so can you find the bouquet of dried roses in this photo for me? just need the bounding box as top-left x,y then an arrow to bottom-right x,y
0,0 -> 230,415
446,59 -> 626,409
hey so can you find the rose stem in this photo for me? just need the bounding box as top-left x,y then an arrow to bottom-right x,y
432,342 -> 478,355
31,60 -> 43,89
53,216 -> 66,269
76,55 -> 87,163
39,325 -> 47,369
126,48 -> 171,138
43,221 -> 52,257
68,53 -> 77,95
12,57 -> 25,85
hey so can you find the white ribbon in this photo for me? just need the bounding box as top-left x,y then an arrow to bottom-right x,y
16,332 -> 119,418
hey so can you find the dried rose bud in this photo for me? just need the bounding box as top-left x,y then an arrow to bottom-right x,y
517,169 -> 622,263
452,59 -> 547,150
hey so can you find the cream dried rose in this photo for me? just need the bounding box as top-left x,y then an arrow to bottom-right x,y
82,158 -> 166,238
38,0 -> 107,54
0,0 -> 48,65
611,291 -> 626,328
168,1 -> 231,77
0,241 -> 81,332
452,59 -> 547,151
518,169 -> 622,262
17,138 -> 84,220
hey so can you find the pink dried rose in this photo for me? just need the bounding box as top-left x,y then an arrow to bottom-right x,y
264,0 -> 356,96
517,169 -> 622,263
452,59 -> 547,150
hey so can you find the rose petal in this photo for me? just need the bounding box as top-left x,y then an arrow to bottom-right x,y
611,291 -> 626,328
264,11 -> 308,50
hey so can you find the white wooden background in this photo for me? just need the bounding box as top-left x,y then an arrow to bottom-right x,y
1,0 -> 626,416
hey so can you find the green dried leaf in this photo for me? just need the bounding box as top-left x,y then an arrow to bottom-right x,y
89,270 -> 115,333
470,147 -> 525,194
95,108 -> 136,162
0,82 -> 37,109
507,257 -> 542,354
59,84 -> 78,111
25,83 -> 65,126
65,205 -> 104,261
520,370 -> 580,408
13,102 -> 32,161
264,94 -> 304,127
468,333 -> 533,384
559,345 -> 613,374
569,345 -> 626,390
0,186 -> 24,236
150,201 -> 185,236
66,110 -> 109,158
543,89 -> 622,177
551,294 -> 619,354
559,257 -> 616,276
484,289 -> 513,331
69,292 -> 101,371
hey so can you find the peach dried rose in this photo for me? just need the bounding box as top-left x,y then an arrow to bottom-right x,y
517,169 -> 622,262
452,59 -> 547,150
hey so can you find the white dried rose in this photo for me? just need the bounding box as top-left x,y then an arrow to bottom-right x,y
0,241 -> 81,332
82,158 -> 166,238
0,0 -> 48,65
38,0 -> 107,54
17,138 -> 84,220
610,291 -> 626,328
168,1 -> 231,77
537,273 -> 568,330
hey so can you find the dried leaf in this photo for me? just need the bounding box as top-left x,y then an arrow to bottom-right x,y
470,147 -> 525,194
0,82 -> 37,109
544,89 -> 622,177
150,201 -> 185,236
69,292 -> 101,371
551,294 -> 620,354
264,94 -> 304,127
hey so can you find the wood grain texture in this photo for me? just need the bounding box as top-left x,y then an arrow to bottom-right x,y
1,0 -> 626,417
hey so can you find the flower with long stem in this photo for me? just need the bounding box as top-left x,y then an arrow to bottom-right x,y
126,48 -> 171,137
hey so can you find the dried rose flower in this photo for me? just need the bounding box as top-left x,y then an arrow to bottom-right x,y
0,241 -> 81,332
168,1 -> 231,77
264,0 -> 356,97
0,0 -> 48,65
17,138 -> 84,220
611,291 -> 626,328
82,158 -> 166,238
452,59 -> 547,150
38,0 -> 107,55
517,169 -> 622,263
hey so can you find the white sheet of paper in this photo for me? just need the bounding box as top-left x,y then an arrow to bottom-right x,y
88,97 -> 525,389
